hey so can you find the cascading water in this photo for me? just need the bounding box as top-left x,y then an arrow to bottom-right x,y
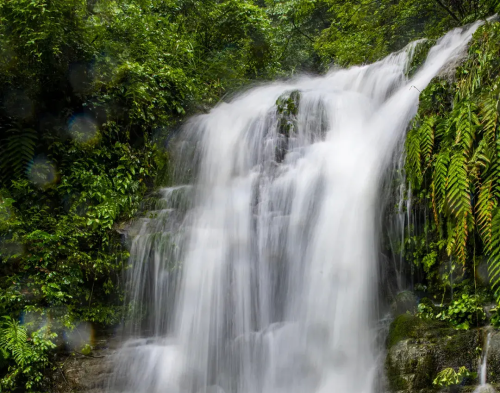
109,21 -> 483,393
475,332 -> 496,393
480,333 -> 491,386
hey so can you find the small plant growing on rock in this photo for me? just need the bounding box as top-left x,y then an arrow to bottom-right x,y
437,294 -> 486,330
433,366 -> 476,387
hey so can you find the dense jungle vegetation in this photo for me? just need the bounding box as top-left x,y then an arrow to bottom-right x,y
0,0 -> 500,391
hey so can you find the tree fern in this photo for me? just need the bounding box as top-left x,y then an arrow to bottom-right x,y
0,124 -> 37,182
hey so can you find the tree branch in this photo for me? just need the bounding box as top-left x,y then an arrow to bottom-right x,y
291,20 -> 314,43
433,0 -> 461,24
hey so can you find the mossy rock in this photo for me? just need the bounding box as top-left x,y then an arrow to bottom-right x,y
276,90 -> 301,137
386,352 -> 411,391
386,338 -> 437,392
387,314 -> 423,348
274,90 -> 301,162
386,323 -> 485,393
387,313 -> 457,349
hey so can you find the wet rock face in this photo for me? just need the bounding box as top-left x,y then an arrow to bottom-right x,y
486,332 -> 500,385
52,336 -> 119,393
385,314 -> 494,393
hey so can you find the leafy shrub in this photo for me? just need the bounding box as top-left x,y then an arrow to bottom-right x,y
0,316 -> 56,392
416,294 -> 486,329
404,21 -> 500,302
438,294 -> 486,329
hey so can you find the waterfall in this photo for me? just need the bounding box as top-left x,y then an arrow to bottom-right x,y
109,21 -> 483,393
480,333 -> 491,386
474,332 -> 496,393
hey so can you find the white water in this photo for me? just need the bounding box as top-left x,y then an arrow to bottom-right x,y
110,22 -> 483,393
480,333 -> 491,386
474,332 -> 495,393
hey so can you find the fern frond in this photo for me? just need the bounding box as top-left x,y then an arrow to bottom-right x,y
454,100 -> 479,158
435,117 -> 447,142
0,316 -> 32,367
406,127 -> 422,189
469,138 -> 491,186
488,208 -> 500,301
446,152 -> 472,218
477,179 -> 497,248
486,139 -> 500,200
480,91 -> 500,146
0,124 -> 37,181
447,212 -> 472,265
433,150 -> 450,215
419,116 -> 436,167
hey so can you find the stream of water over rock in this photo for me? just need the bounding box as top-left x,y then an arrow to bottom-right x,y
109,21 -> 483,393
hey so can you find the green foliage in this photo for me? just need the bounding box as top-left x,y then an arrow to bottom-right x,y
417,298 -> 441,319
0,316 -> 56,392
436,294 -> 486,329
314,0 -> 500,67
404,21 -> 500,301
490,307 -> 500,328
433,366 -> 476,387
417,294 -> 485,330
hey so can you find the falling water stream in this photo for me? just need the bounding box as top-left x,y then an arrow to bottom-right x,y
110,22 -> 483,393
480,333 -> 491,386
475,332 -> 494,393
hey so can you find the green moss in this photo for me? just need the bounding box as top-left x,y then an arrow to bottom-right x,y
386,353 -> 410,391
387,314 -> 422,348
413,353 -> 437,389
387,313 -> 455,348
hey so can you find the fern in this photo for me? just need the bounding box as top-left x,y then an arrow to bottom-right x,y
446,152 -> 472,218
480,91 -> 500,145
488,140 -> 500,200
435,116 -> 449,144
454,100 -> 479,158
468,138 -> 491,186
477,179 -> 497,248
0,316 -> 32,367
489,208 -> 500,301
406,127 -> 422,188
446,153 -> 473,264
433,151 -> 450,212
0,124 -> 37,181
419,115 -> 436,166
